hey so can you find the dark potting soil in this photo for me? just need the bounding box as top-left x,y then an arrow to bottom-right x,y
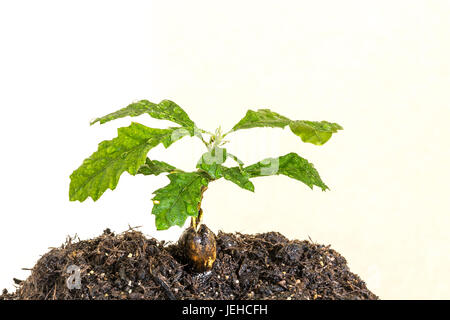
0,228 -> 377,300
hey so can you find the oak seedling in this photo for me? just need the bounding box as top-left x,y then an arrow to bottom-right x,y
69,99 -> 343,271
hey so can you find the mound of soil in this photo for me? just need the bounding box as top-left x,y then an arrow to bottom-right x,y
1,228 -> 377,300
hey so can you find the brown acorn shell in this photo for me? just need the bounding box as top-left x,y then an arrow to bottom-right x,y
178,224 -> 217,272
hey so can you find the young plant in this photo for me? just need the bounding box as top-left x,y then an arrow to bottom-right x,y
69,99 -> 343,271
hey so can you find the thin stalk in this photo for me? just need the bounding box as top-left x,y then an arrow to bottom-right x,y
190,185 -> 208,230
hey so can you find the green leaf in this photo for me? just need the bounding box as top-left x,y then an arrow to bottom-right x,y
221,166 -> 255,192
69,123 -> 186,202
152,172 -> 210,230
196,148 -> 254,191
289,120 -> 343,146
196,147 -> 227,179
231,108 -> 343,145
231,109 -> 292,131
137,158 -> 180,176
244,153 -> 328,191
91,99 -> 196,134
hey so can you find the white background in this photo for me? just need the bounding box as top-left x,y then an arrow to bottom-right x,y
0,0 -> 449,299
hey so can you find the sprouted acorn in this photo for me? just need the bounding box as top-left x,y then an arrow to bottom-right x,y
179,210 -> 216,272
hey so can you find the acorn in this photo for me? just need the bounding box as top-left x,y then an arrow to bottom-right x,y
178,223 -> 217,272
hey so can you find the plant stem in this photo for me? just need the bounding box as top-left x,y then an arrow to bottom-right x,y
190,185 -> 208,230
222,129 -> 233,138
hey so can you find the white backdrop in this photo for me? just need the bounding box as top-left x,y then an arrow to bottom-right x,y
0,0 -> 449,299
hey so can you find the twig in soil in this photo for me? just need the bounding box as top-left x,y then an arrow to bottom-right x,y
52,283 -> 57,300
307,235 -> 319,244
151,271 -> 176,300
126,224 -> 142,232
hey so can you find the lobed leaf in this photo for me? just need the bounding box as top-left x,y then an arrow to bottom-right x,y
231,108 -> 342,145
137,158 -> 180,176
244,152 -> 328,191
196,147 -> 227,179
231,109 -> 291,131
289,120 -> 343,146
69,123 -> 187,202
221,166 -> 255,192
152,172 -> 210,230
196,147 -> 254,191
91,99 -> 196,134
